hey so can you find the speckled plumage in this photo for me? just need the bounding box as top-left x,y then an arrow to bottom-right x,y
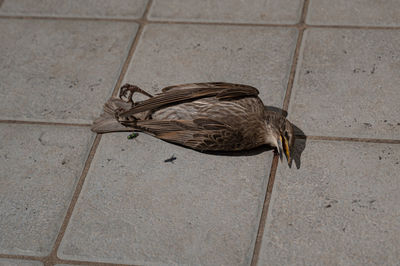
92,82 -> 294,158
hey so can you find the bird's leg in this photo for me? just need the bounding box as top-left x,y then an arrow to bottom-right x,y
119,83 -> 154,106
115,110 -> 138,126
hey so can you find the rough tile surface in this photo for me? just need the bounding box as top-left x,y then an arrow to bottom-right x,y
0,124 -> 94,256
0,0 -> 148,18
307,0 -> 400,26
289,29 -> 400,139
59,133 -> 273,265
149,0 -> 304,24
259,140 -> 400,265
0,19 -> 138,123
0,259 -> 43,266
123,24 -> 298,108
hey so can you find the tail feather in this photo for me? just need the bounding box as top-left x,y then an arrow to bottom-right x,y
91,98 -> 134,133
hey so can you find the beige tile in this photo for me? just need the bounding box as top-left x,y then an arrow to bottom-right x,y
123,23 -> 298,108
0,0 -> 148,18
0,259 -> 43,266
59,133 -> 272,265
289,28 -> 400,139
0,124 -> 94,256
149,0 -> 304,24
307,0 -> 400,26
259,140 -> 400,265
0,19 -> 138,123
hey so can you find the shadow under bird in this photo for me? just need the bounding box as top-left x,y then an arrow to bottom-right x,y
92,82 -> 295,163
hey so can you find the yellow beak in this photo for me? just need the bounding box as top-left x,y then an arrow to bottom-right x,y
282,135 -> 291,163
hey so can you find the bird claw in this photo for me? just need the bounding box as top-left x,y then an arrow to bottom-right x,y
119,83 -> 153,105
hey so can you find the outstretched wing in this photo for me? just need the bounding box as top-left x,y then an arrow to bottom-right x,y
131,117 -> 246,151
118,82 -> 259,118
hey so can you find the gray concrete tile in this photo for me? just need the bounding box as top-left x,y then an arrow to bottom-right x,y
58,133 -> 273,265
0,19 -> 138,123
122,24 -> 298,107
0,0 -> 148,18
259,140 -> 400,265
149,0 -> 304,24
0,259 -> 43,266
307,0 -> 400,26
0,124 -> 94,256
289,28 -> 400,139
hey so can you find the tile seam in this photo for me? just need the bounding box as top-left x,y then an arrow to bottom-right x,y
250,155 -> 279,266
0,254 -> 42,262
1,15 -> 400,30
43,134 -> 102,266
112,0 -> 152,96
0,120 -> 91,127
282,0 -> 310,111
297,135 -> 400,144
0,121 -> 398,144
251,1 -> 310,265
43,2 -> 154,266
0,254 -> 136,266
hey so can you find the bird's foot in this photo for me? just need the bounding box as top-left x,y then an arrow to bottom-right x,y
119,83 -> 154,106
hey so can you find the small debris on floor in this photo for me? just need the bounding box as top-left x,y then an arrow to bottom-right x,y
127,132 -> 139,139
164,155 -> 177,163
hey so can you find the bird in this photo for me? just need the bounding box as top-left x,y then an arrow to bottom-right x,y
92,82 -> 294,163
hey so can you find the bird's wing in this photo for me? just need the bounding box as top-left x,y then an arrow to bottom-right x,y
132,118 -> 245,151
118,82 -> 259,117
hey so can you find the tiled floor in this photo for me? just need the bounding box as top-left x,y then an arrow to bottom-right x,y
0,0 -> 399,265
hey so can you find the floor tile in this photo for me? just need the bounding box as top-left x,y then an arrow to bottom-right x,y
259,140 -> 400,265
0,124 -> 94,256
0,19 -> 138,123
0,259 -> 43,266
149,0 -> 304,24
307,0 -> 400,26
122,24 -> 298,108
0,0 -> 148,18
289,28 -> 400,139
58,133 -> 273,265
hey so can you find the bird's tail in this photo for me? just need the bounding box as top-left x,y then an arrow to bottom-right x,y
91,98 -> 133,133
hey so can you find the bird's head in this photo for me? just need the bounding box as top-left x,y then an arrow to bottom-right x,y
265,114 -> 295,164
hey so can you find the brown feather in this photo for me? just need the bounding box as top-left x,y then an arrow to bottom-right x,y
118,82 -> 259,118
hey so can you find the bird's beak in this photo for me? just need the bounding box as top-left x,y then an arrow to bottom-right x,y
282,134 -> 291,163
277,135 -> 284,161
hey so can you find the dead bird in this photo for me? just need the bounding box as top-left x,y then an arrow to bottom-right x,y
92,82 -> 294,163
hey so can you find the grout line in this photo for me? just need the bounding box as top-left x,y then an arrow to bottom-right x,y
1,120 -> 397,144
143,0 -> 154,20
282,0 -> 310,112
0,254 -> 43,262
250,155 -> 279,266
1,14 -> 400,30
308,24 -> 400,30
44,134 -> 102,266
49,258 -> 138,266
251,1 -> 310,265
42,2 -> 154,266
297,135 -> 400,144
0,120 -> 91,127
111,23 -> 145,97
111,0 -> 152,97
0,14 -> 143,22
146,19 -> 298,28
0,253 -> 137,266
